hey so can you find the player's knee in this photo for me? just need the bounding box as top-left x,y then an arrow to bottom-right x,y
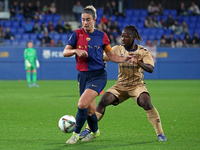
137,93 -> 153,110
98,97 -> 109,107
78,101 -> 88,109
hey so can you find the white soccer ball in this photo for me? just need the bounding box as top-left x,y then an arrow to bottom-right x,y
58,115 -> 76,133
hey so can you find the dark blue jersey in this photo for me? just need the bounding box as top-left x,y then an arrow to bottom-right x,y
67,28 -> 111,71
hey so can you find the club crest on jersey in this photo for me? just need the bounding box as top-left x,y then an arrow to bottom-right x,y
86,37 -> 91,41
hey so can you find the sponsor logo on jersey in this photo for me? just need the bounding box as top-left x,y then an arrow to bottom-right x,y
86,37 -> 91,41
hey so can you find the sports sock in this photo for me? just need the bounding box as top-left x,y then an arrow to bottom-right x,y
32,72 -> 37,84
26,72 -> 31,84
87,113 -> 98,132
74,107 -> 88,134
146,107 -> 164,135
86,111 -> 103,130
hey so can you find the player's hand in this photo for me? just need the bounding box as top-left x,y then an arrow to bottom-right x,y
25,60 -> 31,68
36,60 -> 40,68
123,55 -> 133,64
75,49 -> 88,58
129,52 -> 138,64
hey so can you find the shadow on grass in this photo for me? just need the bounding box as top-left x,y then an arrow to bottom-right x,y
44,140 -> 156,150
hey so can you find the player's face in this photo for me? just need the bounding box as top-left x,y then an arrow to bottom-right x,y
121,29 -> 134,48
27,42 -> 33,48
81,13 -> 95,33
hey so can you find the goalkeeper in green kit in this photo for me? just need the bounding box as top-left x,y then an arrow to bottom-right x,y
24,41 -> 40,87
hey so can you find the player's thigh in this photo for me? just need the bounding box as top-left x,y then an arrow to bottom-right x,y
128,84 -> 149,102
78,69 -> 107,96
106,84 -> 130,105
86,69 -> 107,95
78,88 -> 98,109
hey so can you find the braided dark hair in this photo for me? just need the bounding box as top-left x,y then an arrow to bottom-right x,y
124,25 -> 142,42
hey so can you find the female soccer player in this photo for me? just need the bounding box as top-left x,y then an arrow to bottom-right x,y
63,6 -> 132,144
24,41 -> 40,87
81,25 -> 167,142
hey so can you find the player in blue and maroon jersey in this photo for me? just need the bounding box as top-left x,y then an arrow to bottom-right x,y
63,5 -> 132,144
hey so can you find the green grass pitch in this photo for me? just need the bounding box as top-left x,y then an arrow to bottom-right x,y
0,80 -> 200,150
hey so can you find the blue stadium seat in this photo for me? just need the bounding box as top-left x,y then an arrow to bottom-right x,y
169,9 -> 177,17
126,9 -> 133,16
132,17 -> 138,23
197,16 -> 200,22
196,23 -> 200,29
190,16 -> 197,23
142,28 -> 150,35
20,21 -> 27,27
15,34 -> 21,40
133,9 -> 140,15
14,14 -> 24,21
44,15 -> 53,22
117,16 -> 124,23
22,34 -> 30,40
17,28 -> 24,34
142,35 -> 148,41
4,39 -> 11,46
19,40 -> 27,46
157,29 -> 164,35
53,15 -> 61,22
34,40 -> 41,46
136,22 -> 144,28
4,21 -> 12,27
148,35 -> 155,40
12,21 -> 20,28
155,34 -> 161,40
149,28 -> 157,34
195,29 -> 200,35
177,34 -> 185,41
140,9 -> 148,16
138,16 -> 146,22
163,10 -> 170,16
10,28 -> 17,33
97,9 -> 104,18
12,40 -> 19,46
110,15 -> 117,22
183,16 -> 189,22
164,29 -> 172,34
189,23 -> 196,28
53,34 -> 61,40
29,34 -> 38,41
38,33 -> 44,39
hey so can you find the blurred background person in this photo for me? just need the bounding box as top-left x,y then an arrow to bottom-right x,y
24,41 -> 40,87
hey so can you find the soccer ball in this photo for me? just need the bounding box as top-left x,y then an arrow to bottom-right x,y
58,115 -> 76,133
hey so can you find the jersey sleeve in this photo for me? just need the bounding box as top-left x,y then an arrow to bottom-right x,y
103,45 -> 121,61
24,49 -> 28,60
143,50 -> 154,67
103,33 -> 111,52
34,49 -> 38,61
67,31 -> 77,48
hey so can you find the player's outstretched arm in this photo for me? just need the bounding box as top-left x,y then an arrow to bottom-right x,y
106,50 -> 132,63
